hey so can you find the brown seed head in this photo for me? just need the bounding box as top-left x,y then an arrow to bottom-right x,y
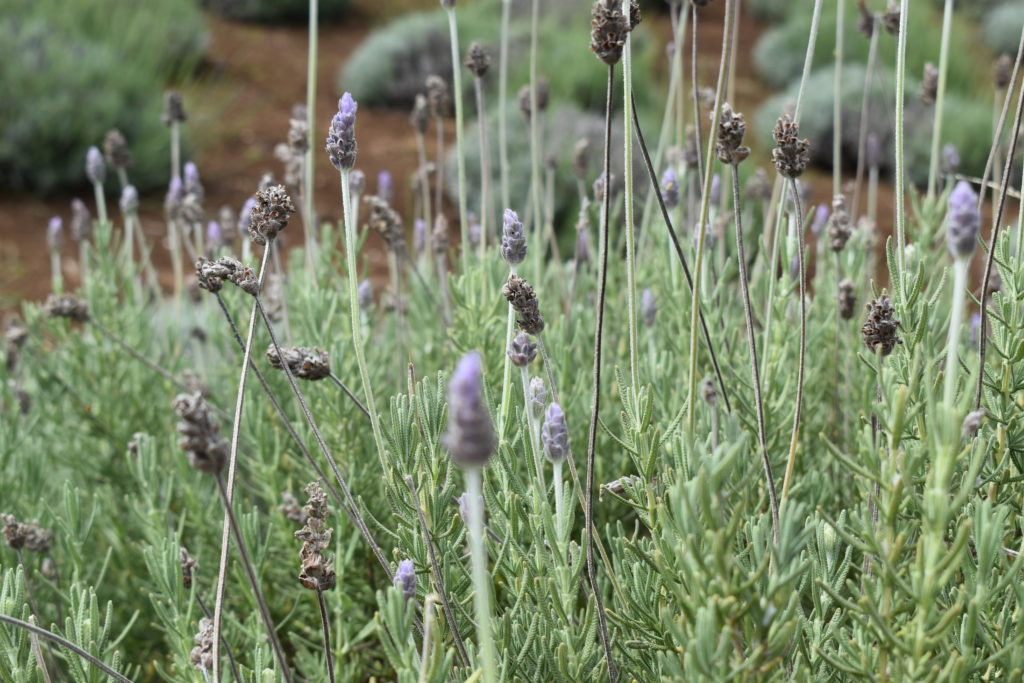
180,547 -> 199,590
503,274 -> 545,335
173,392 -> 228,474
425,75 -> 451,118
771,115 -> 810,179
2,514 -> 53,552
920,63 -> 938,105
266,345 -> 331,381
837,279 -> 857,320
248,185 -> 295,245
590,0 -> 639,66
43,294 -> 89,323
880,1 -> 900,36
465,41 -> 491,77
365,195 -> 406,252
295,482 -> 336,591
715,103 -> 750,165
103,129 -> 133,171
828,194 -> 852,252
861,296 -> 902,356
856,0 -> 875,37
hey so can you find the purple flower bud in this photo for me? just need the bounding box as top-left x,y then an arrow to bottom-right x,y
507,332 -> 537,367
709,173 -> 721,206
443,352 -> 496,467
350,169 -> 366,195
640,288 -> 656,326
529,376 -> 546,420
413,218 -> 427,256
947,180 -> 979,259
942,144 -> 960,175
165,177 -> 183,214
661,167 -> 679,209
71,198 -> 92,240
206,220 -> 223,248
501,209 -> 527,265
47,217 -> 63,252
377,170 -> 393,203
326,92 -> 358,171
542,402 -> 568,463
119,186 -> 138,216
358,279 -> 373,311
86,146 -> 106,185
184,162 -> 203,197
238,198 -> 257,236
810,203 -> 829,236
393,559 -> 416,600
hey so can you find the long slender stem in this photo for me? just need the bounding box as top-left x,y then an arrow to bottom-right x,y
213,474 -> 292,683
498,266 -> 517,436
686,0 -> 734,440
622,0 -> 639,389
91,181 -> 108,231
464,467 -> 496,683
944,258 -> 968,406
553,459 -> 564,540
630,90 -> 732,413
833,0 -> 844,199
316,589 -> 334,683
689,5 -> 705,186
327,372 -> 370,419
212,246 -> 272,682
473,76 -> 493,252
415,132 -> 434,272
521,366 -> 545,492
445,9 -> 469,260
927,0 -> 953,199
975,65 -> 1024,410
852,22 -> 879,218
978,33 -> 1024,213
893,0 -> 909,297
780,178 -> 807,509
529,0 -> 543,279
584,64 -> 618,683
730,166 -> 779,539
304,0 -> 319,273
0,615 -> 131,683
498,0 -> 511,213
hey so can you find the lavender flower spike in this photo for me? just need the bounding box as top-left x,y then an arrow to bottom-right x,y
947,180 -> 980,259
47,217 -> 63,253
709,173 -> 721,206
394,559 -> 416,600
661,167 -> 680,209
501,209 -> 527,265
810,203 -> 829,236
326,92 -> 358,171
542,402 -> 568,463
507,332 -> 537,367
413,218 -> 427,256
640,288 -> 656,326
443,351 -> 497,467
85,146 -> 106,185
358,279 -> 374,311
377,170 -> 393,203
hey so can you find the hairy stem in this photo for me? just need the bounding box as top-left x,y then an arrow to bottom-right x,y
622,0 -> 639,389
464,466 -> 496,683
445,8 -> 469,260
780,178 -> 808,512
927,0 -> 953,199
304,0 -> 319,273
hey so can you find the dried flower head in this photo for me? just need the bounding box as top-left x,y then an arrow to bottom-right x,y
1,514 -> 53,552
326,93 -> 358,171
44,294 -> 89,322
856,0 -> 875,37
947,180 -> 980,259
994,54 -> 1013,90
162,91 -> 187,126
590,0 -> 639,66
279,492 -> 308,525
501,209 -> 527,265
85,146 -> 106,186
195,256 -> 259,295
828,194 -> 852,252
661,168 -> 680,209
529,376 -> 547,420
771,115 -> 810,178
443,352 -> 497,468
542,402 -> 569,463
190,618 -> 214,673
394,559 -> 416,600
465,41 -> 491,77
716,103 -> 750,165
880,1 -> 900,35
295,481 -> 336,591
507,331 -> 538,368
103,129 -> 133,171
180,547 -> 199,590
640,288 -> 657,326
745,167 -> 772,201
837,279 -> 857,320
503,274 -> 545,335
266,345 -> 331,381
365,195 -> 406,251
173,391 -> 228,474
920,62 -> 938,105
426,75 -> 451,118
861,296 -> 902,356
410,94 -> 430,134
288,111 -> 309,157
518,78 -> 549,120
248,184 -> 295,245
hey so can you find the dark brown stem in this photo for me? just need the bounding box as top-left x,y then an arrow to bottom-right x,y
629,88 -> 732,413
977,33 -> 1024,213
0,614 -> 131,683
403,476 -> 470,667
327,372 -> 371,419
584,64 -> 618,683
316,589 -> 335,683
975,61 -> 1024,410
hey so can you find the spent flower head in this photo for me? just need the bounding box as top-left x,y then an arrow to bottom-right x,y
715,103 -> 750,165
2,514 -> 53,553
248,185 -> 295,245
771,115 -> 810,179
44,294 -> 89,322
591,0 -> 640,66
862,296 -> 902,356
103,129 -> 132,171
503,274 -> 545,335
267,345 -> 331,381
295,482 -> 336,591
465,41 -> 491,77
173,391 -> 228,474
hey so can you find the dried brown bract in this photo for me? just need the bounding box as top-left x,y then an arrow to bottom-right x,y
248,185 -> 295,246
715,103 -> 750,165
771,115 -> 810,179
173,392 -> 229,474
295,482 -> 336,591
266,345 -> 331,381
2,514 -> 53,552
503,274 -> 545,335
861,296 -> 902,356
43,294 -> 89,323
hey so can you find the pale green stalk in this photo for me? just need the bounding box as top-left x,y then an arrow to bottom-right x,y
304,0 -> 319,272
341,170 -> 389,472
50,251 -> 62,294
893,0 -> 909,296
833,0 -> 844,198
686,0 -> 734,439
928,0 -> 954,200
473,75 -> 493,254
498,265 -> 517,436
521,366 -> 545,491
170,122 -> 181,182
779,178 -> 807,509
552,459 -> 564,540
852,21 -> 879,218
91,180 -> 107,228
943,257 -> 968,406
464,467 -> 496,683
445,8 -> 470,260
498,0 -> 511,212
622,0 -> 639,389
529,0 -> 543,279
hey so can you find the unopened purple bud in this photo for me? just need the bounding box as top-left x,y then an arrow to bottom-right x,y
358,279 -> 373,311
377,170 -> 393,203
394,559 -> 416,600
184,162 -> 203,197
86,146 -> 106,185
810,203 -> 829,236
166,176 -> 183,208
542,402 -> 568,463
119,185 -> 138,215
47,217 -> 63,252
507,332 -> 537,367
501,209 -> 527,265
709,173 -> 721,206
238,198 -> 257,236
443,352 -> 497,467
326,93 -> 358,171
640,288 -> 656,326
413,218 -> 427,255
529,376 -> 546,420
661,168 -> 679,209
942,144 -> 960,175
947,180 -> 979,259
206,220 -> 223,248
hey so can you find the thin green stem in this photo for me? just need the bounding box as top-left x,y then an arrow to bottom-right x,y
304,0 -> 319,272
498,0 -> 511,213
978,33 -> 1024,213
944,257 -> 968,406
473,76 -> 493,252
498,266 -> 517,437
780,178 -> 807,508
927,0 -> 953,199
893,0 -> 909,297
464,466 -> 496,683
622,0 -> 639,388
445,9 -> 469,260
833,0 -> 844,199
529,0 -> 543,279
553,459 -> 564,540
852,21 -> 879,218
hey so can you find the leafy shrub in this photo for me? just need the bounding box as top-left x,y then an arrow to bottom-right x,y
983,2 -> 1024,56
339,0 -> 657,112
0,0 -> 206,192
201,0 -> 353,23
